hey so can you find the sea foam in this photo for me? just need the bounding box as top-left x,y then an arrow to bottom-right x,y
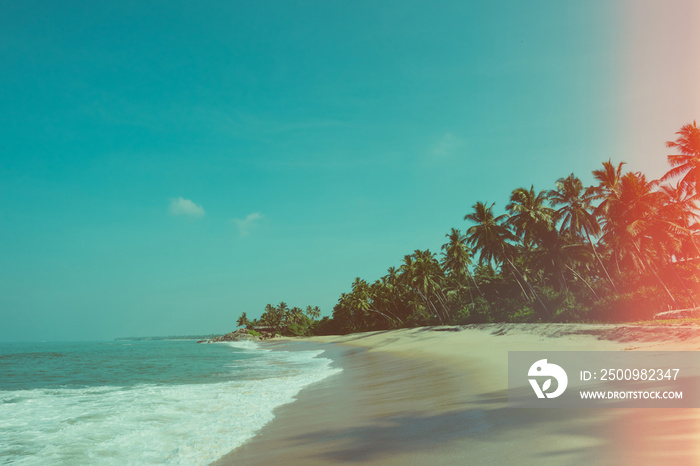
0,342 -> 340,465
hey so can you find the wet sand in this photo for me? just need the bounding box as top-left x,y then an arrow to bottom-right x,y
214,324 -> 700,465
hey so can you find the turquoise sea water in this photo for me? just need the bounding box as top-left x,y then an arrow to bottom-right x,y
0,340 -> 340,465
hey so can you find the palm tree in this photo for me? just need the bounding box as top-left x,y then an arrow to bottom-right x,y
600,172 -> 679,303
277,302 -> 289,324
332,278 -> 372,332
656,183 -> 698,259
549,173 -> 617,292
592,160 -> 628,275
529,228 -> 593,293
441,228 -> 486,310
410,249 -> 450,323
260,303 -> 286,332
661,121 -> 700,195
289,307 -> 305,325
506,185 -> 554,247
236,312 -> 251,328
464,202 -> 515,265
381,266 -> 413,324
549,174 -> 599,238
305,305 -> 322,320
397,251 -> 447,324
592,160 -> 626,218
369,278 -> 405,327
465,202 -> 547,313
440,228 -> 472,279
656,183 -> 699,305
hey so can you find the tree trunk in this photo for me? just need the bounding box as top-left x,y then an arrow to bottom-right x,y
566,264 -> 599,299
506,258 -> 550,317
585,229 -> 618,293
462,271 -> 475,305
670,264 -> 697,307
416,288 -> 444,325
633,243 -> 677,305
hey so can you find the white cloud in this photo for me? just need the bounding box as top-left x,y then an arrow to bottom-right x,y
430,133 -> 464,159
168,197 -> 205,218
233,212 -> 263,237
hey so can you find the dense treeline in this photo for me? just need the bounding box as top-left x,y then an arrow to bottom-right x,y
236,305 -> 324,336
236,122 -> 700,336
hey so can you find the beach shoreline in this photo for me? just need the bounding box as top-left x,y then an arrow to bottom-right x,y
215,323 -> 700,465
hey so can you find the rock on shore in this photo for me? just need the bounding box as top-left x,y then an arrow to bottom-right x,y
203,328 -> 277,343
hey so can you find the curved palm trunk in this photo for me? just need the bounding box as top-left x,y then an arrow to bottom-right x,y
566,264 -> 599,299
648,265 -> 677,305
468,271 -> 486,299
467,270 -> 493,319
584,229 -> 618,293
633,243 -> 677,305
505,257 -> 550,317
434,288 -> 452,323
462,271 -> 475,306
670,265 -> 697,307
501,259 -> 530,301
557,268 -> 568,293
415,288 -> 445,325
368,307 -> 403,327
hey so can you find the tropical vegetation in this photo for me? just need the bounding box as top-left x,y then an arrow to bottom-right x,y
235,122 -> 700,335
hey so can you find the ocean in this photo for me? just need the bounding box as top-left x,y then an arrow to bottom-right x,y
0,340 -> 341,465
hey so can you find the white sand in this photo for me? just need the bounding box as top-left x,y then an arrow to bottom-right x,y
215,323 -> 700,465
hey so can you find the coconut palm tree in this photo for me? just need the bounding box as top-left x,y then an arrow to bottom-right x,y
236,312 -> 251,328
369,278 -> 405,327
549,173 -> 617,291
260,303 -> 287,332
662,183 -> 700,260
440,228 -> 472,279
529,228 -> 592,293
600,172 -> 678,303
656,183 -> 700,305
381,266 -> 414,324
656,183 -> 698,259
464,202 -> 515,265
549,174 -> 599,238
465,202 -> 547,314
440,228 -> 480,307
305,305 -> 322,320
661,121 -> 700,195
506,185 -> 554,248
289,307 -> 305,325
592,160 -> 626,217
409,249 -> 450,323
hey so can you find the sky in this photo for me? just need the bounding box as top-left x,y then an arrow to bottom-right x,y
1,0 -> 698,341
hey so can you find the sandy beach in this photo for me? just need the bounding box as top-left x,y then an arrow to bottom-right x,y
215,324 -> 700,465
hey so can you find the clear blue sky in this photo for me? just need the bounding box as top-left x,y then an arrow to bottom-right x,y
1,1 -> 698,341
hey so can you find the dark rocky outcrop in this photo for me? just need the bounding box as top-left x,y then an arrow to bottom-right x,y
206,328 -> 278,343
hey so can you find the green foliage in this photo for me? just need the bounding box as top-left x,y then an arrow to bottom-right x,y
537,287 -> 588,322
236,312 -> 252,329
284,322 -> 309,337
509,305 -> 536,323
314,316 -> 341,336
450,306 -> 472,325
234,302 -> 325,337
238,124 -> 698,336
552,294 -> 589,322
590,287 -> 670,322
